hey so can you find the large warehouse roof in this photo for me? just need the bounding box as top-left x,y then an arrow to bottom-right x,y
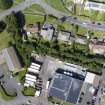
49,70 -> 84,104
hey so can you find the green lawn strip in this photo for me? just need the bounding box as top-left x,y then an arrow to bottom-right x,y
75,4 -> 81,15
23,4 -> 45,14
64,102 -> 75,105
92,31 -> 105,38
23,87 -> 36,96
0,31 -> 13,51
90,10 -> 99,21
24,14 -> 44,25
44,0 -> 69,13
13,0 -> 24,7
77,26 -> 88,35
0,85 -> 15,101
48,97 -> 74,105
64,0 -> 74,9
62,21 -> 73,30
97,12 -> 105,21
47,15 -> 58,24
48,96 -> 62,104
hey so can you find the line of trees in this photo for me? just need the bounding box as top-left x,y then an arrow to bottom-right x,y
3,12 -> 104,74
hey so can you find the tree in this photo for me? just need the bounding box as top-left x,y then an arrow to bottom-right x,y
5,12 -> 20,35
0,0 -> 13,10
0,21 -> 6,33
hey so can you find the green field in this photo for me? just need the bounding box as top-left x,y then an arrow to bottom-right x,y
0,31 -> 13,51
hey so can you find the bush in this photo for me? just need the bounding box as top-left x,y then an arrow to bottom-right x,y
0,0 -> 13,10
23,87 -> 36,96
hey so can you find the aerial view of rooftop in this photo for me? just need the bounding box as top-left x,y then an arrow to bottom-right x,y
0,0 -> 105,105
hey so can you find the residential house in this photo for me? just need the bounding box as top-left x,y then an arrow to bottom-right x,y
89,40 -> 105,55
75,34 -> 87,45
57,30 -> 73,44
40,23 -> 55,40
85,1 -> 105,12
24,22 -> 40,37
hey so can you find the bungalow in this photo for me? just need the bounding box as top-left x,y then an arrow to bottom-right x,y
40,23 -> 55,40
24,22 -> 40,37
57,30 -> 73,44
75,34 -> 87,45
2,46 -> 22,72
89,40 -> 105,55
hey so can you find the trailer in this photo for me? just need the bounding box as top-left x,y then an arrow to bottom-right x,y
30,65 -> 40,70
26,74 -> 37,79
25,77 -> 36,82
31,63 -> 40,68
28,68 -> 39,74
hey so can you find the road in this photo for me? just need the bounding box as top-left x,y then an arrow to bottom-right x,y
0,0 -> 105,31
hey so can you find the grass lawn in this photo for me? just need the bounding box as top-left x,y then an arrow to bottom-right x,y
48,97 -> 74,105
44,0 -> 69,13
97,12 -> 105,21
64,102 -> 75,105
13,69 -> 27,82
47,16 -> 58,24
75,4 -> 81,15
63,0 -> 74,7
77,26 -> 88,35
13,0 -> 24,7
62,21 -> 73,30
48,97 -> 62,104
23,87 -> 36,96
23,4 -> 45,14
92,31 -> 105,38
0,85 -> 15,101
0,31 -> 13,51
24,14 -> 44,25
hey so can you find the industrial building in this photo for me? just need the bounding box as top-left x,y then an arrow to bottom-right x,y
48,68 -> 100,105
48,69 -> 85,104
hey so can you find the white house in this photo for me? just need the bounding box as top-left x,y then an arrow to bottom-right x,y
85,1 -> 105,12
